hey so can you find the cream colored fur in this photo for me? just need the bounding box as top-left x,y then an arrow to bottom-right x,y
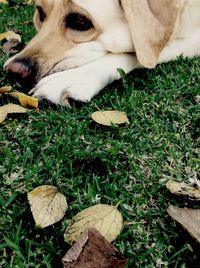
5,0 -> 200,105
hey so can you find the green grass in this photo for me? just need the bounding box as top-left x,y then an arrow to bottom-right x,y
0,2 -> 200,267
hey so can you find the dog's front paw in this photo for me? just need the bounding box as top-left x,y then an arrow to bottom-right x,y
30,70 -> 99,106
30,73 -> 72,106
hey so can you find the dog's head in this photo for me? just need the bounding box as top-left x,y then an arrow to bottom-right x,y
5,0 -> 181,88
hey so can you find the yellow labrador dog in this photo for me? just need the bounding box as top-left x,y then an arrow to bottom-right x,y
5,0 -> 200,105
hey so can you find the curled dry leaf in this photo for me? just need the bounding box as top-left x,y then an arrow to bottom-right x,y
9,92 -> 38,108
167,206 -> 200,244
92,111 -> 130,126
28,185 -> 68,228
0,31 -> 21,42
64,204 -> 123,245
0,86 -> 12,94
62,228 -> 128,268
166,181 -> 200,200
0,104 -> 27,124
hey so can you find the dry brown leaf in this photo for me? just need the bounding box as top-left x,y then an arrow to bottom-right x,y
0,31 -> 21,42
64,204 -> 123,245
166,181 -> 200,200
9,92 -> 38,108
92,111 -> 130,126
167,206 -> 200,243
0,86 -> 12,94
28,185 -> 68,228
62,228 -> 128,268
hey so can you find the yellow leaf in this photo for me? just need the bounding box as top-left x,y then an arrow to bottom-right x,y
28,185 -> 68,228
0,31 -> 21,42
9,92 -> 38,108
64,204 -> 123,245
92,111 -> 130,126
166,181 -> 200,200
7,92 -> 20,98
19,93 -> 38,108
0,86 -> 12,94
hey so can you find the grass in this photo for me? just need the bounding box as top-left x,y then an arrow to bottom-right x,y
0,2 -> 200,267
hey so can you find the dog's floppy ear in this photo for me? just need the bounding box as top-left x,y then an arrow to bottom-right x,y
121,0 -> 182,68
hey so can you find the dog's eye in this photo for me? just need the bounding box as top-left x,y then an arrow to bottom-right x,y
36,6 -> 46,22
66,13 -> 93,31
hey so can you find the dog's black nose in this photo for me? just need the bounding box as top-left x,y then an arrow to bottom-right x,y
6,58 -> 36,89
7,58 -> 34,78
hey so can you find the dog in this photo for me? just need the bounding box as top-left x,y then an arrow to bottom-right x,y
4,0 -> 200,106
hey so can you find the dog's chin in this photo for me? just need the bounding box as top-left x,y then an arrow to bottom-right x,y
14,69 -> 51,92
7,72 -> 37,92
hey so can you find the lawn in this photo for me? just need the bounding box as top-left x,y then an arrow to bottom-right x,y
0,2 -> 200,268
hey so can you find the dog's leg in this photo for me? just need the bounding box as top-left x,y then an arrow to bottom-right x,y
30,53 -> 139,106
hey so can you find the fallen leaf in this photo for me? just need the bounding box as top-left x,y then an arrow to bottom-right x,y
0,86 -> 12,94
166,181 -> 200,200
0,111 -> 7,124
0,0 -> 8,3
28,185 -> 68,228
64,204 -> 123,245
196,95 -> 200,104
0,103 -> 26,114
2,38 -> 22,54
92,111 -> 130,126
62,228 -> 128,268
9,91 -> 38,108
167,206 -> 200,243
0,103 -> 27,123
0,31 -> 21,42
19,93 -> 38,108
